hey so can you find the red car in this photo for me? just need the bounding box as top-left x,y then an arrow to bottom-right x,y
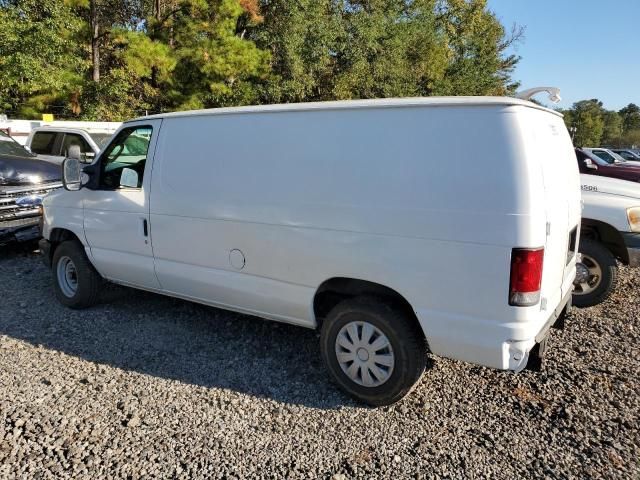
576,147 -> 640,182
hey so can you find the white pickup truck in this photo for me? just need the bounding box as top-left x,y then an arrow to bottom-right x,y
575,175 -> 640,307
26,126 -> 117,165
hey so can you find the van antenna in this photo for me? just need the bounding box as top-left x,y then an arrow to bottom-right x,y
515,87 -> 562,104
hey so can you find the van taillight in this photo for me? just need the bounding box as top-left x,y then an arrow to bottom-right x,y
509,248 -> 544,306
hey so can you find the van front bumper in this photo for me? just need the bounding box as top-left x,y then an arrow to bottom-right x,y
622,232 -> 640,267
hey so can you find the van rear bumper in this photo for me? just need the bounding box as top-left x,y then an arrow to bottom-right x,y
622,232 -> 640,267
524,291 -> 572,371
415,289 -> 573,372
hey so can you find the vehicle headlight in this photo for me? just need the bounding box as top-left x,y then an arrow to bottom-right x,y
627,207 -> 640,233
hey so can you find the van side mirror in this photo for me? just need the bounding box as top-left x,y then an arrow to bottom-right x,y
584,158 -> 598,170
62,157 -> 82,191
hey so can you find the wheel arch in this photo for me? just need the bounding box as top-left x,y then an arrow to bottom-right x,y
312,277 -> 425,339
44,228 -> 84,266
581,218 -> 629,264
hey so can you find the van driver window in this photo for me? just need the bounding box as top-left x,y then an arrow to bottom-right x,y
99,126 -> 152,189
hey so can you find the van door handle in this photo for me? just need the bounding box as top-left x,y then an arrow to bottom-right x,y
142,218 -> 148,237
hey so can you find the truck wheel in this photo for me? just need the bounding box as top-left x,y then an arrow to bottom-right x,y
573,239 -> 617,308
52,240 -> 102,309
320,297 -> 427,406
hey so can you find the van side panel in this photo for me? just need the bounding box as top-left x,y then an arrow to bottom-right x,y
149,105 -> 565,369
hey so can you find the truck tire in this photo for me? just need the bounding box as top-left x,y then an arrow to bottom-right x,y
320,297 -> 427,406
52,240 -> 103,309
573,239 -> 617,308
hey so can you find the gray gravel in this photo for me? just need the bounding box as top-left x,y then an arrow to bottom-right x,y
1,242 -> 638,479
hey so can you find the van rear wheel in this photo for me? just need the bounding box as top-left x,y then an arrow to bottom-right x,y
320,297 -> 427,406
52,240 -> 103,309
572,239 -> 617,308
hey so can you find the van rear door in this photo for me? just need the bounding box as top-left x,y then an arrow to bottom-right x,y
525,109 -> 581,309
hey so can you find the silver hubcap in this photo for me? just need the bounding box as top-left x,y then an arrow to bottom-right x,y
56,256 -> 78,298
335,321 -> 395,387
574,254 -> 602,295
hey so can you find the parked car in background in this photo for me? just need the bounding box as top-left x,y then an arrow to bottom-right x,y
26,127 -> 113,164
40,97 -> 580,405
0,131 -> 62,244
611,149 -> 640,162
589,148 -> 628,164
577,175 -> 640,306
576,147 -> 640,183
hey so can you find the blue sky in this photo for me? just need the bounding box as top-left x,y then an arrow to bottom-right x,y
487,0 -> 639,111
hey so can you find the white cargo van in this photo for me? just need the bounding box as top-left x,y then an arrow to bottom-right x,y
39,98 -> 581,405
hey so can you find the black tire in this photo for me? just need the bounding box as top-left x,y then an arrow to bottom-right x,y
320,297 -> 428,406
51,240 -> 103,309
573,239 -> 617,308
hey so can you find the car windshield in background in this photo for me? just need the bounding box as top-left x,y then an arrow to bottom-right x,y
0,131 -> 35,157
609,151 -> 627,163
592,149 -> 621,164
616,150 -> 640,161
89,133 -> 114,150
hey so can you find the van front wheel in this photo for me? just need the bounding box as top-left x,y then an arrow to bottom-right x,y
52,240 -> 102,309
320,297 -> 427,406
572,239 -> 617,308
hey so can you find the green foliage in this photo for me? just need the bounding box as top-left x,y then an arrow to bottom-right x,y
332,0 -> 449,99
619,103 -> 640,133
432,0 -> 521,95
561,100 -> 640,148
621,129 -> 640,148
167,0 -> 270,109
0,0 -> 522,120
250,0 -> 520,103
602,111 -> 622,146
248,0 -> 346,102
562,99 -> 605,147
0,0 -> 84,117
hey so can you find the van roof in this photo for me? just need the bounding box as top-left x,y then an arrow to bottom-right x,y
129,96 -> 561,122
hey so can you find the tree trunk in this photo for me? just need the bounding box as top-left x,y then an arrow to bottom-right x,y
91,1 -> 100,82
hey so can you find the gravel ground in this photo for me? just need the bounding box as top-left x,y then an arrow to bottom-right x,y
0,242 -> 638,479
